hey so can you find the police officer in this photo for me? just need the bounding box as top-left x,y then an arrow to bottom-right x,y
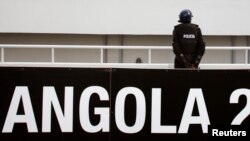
172,9 -> 205,68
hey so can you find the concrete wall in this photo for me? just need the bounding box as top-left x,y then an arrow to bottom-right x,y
0,0 -> 250,35
1,0 -> 249,65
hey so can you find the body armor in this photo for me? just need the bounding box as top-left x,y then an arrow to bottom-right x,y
172,23 -> 205,68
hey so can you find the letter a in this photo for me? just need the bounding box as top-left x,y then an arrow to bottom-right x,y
178,88 -> 210,133
2,86 -> 38,133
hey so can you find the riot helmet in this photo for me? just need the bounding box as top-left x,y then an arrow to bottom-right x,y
178,9 -> 193,23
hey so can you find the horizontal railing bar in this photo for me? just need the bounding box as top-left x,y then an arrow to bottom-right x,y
1,62 -> 250,69
0,44 -> 250,50
0,44 -> 171,49
0,62 -> 170,69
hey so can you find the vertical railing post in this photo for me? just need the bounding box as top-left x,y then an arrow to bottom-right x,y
247,36 -> 250,64
103,35 -> 108,63
100,48 -> 104,63
51,48 -> 55,64
1,47 -> 4,64
148,49 -> 151,64
245,48 -> 248,64
119,35 -> 124,63
230,36 -> 235,64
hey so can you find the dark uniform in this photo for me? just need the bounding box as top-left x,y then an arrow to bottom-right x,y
172,10 -> 205,68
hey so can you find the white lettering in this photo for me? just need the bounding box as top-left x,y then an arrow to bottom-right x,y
230,88 -> 250,125
178,88 -> 210,133
151,88 -> 177,133
2,86 -> 38,133
42,87 -> 73,132
1,86 -> 215,134
79,86 -> 109,133
212,129 -> 218,136
183,34 -> 195,39
115,87 -> 146,133
212,128 -> 247,136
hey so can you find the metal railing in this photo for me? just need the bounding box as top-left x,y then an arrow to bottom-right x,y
1,44 -> 250,69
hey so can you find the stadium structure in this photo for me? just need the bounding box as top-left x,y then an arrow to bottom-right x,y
0,1 -> 250,141
0,0 -> 249,69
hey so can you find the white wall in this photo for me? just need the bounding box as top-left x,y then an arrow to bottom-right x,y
0,0 -> 250,35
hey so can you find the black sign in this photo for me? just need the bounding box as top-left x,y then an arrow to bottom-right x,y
0,67 -> 249,141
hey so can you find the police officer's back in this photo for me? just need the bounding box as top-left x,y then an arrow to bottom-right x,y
172,9 -> 205,68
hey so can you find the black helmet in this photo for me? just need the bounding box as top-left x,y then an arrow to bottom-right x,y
178,9 -> 193,23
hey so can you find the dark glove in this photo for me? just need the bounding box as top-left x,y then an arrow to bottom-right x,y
185,64 -> 196,68
194,55 -> 202,67
193,63 -> 199,68
177,54 -> 189,66
185,63 -> 191,68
